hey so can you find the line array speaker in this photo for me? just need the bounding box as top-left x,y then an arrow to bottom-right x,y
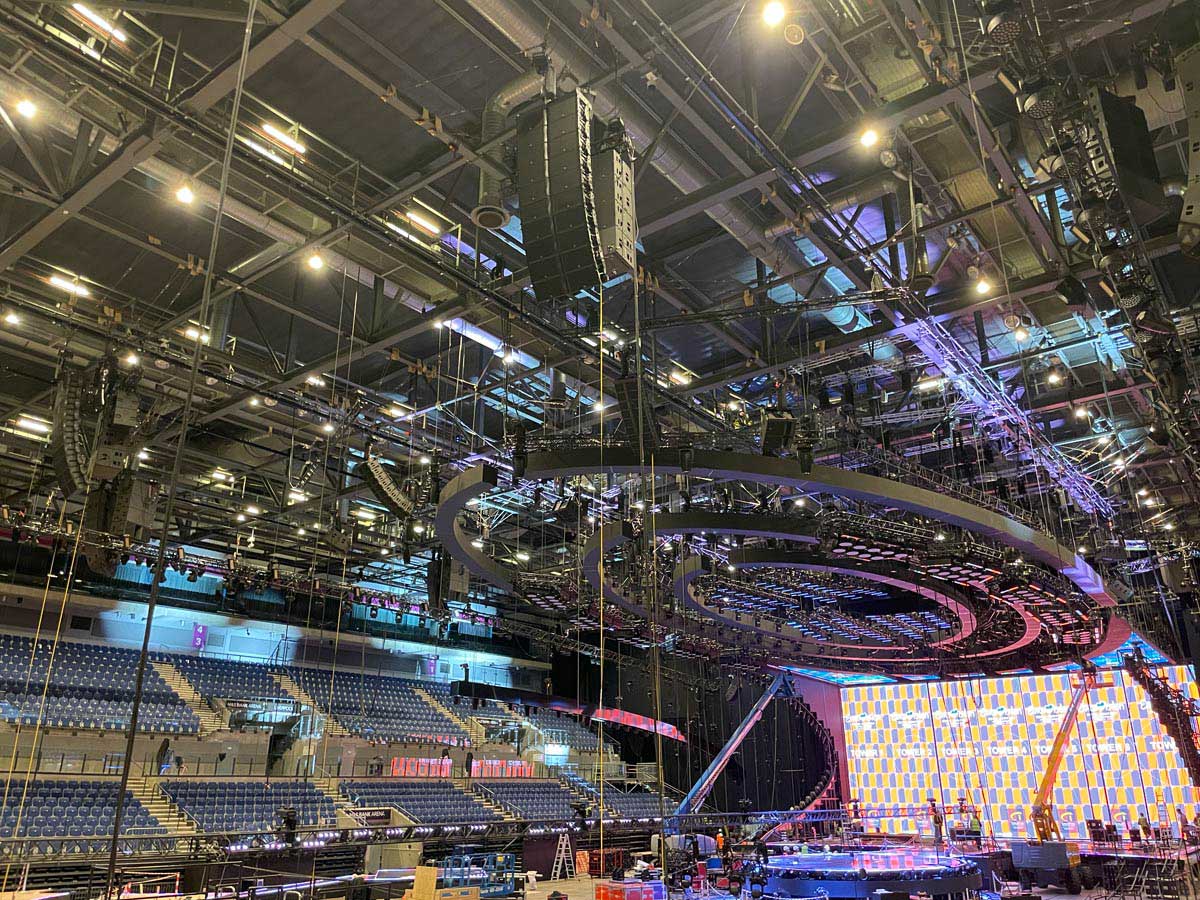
592,120 -> 637,276
1086,86 -> 1166,228
613,375 -> 660,451
361,455 -> 416,519
516,90 -> 605,301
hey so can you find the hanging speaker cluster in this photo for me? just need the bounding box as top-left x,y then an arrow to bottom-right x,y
361,455 -> 417,519
49,371 -> 90,498
516,90 -> 606,302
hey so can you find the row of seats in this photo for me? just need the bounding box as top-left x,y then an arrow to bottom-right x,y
476,780 -> 579,820
161,780 -> 338,835
0,779 -> 163,853
164,654 -> 290,702
0,636 -> 198,733
286,667 -> 467,745
341,780 -> 501,824
603,790 -> 666,819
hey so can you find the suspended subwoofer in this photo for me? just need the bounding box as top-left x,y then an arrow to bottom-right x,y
516,89 -> 606,302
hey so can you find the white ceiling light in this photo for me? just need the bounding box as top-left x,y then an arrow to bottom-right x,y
124,351 -> 139,366
306,254 -> 324,271
261,123 -> 306,155
240,136 -> 286,166
49,275 -> 89,297
859,128 -> 880,148
15,99 -> 36,119
175,184 -> 195,204
14,416 -> 50,434
3,312 -> 19,326
762,1 -> 786,26
72,4 -> 127,42
406,210 -> 443,236
669,370 -> 692,386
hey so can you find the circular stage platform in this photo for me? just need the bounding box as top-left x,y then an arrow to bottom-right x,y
764,849 -> 983,899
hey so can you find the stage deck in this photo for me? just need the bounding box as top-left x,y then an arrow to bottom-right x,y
764,849 -> 982,899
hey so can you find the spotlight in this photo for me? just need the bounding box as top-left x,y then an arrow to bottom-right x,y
762,1 -> 786,26
1073,405 -> 1090,420
306,254 -> 324,271
859,128 -> 880,148
124,351 -> 139,366
980,0 -> 1021,44
1046,367 -> 1064,386
974,277 -> 992,295
3,312 -> 18,326
321,422 -> 335,433
175,184 -> 195,205
1013,325 -> 1030,342
15,99 -> 36,119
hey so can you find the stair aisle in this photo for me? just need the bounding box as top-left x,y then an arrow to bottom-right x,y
126,775 -> 197,838
412,685 -> 484,745
273,672 -> 351,737
151,661 -> 226,733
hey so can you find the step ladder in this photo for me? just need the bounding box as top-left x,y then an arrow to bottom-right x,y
550,833 -> 575,880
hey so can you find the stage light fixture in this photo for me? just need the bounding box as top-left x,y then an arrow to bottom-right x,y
762,1 -> 786,26
980,0 -> 1021,44
15,99 -> 35,119
406,210 -> 443,236
175,184 -> 195,204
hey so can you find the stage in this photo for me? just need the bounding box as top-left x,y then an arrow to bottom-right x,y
763,849 -> 982,898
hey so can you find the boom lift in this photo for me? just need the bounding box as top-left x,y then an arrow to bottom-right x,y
1011,662 -> 1103,894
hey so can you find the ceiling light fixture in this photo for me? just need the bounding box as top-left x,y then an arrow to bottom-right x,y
322,422 -> 335,434
669,370 -> 692,386
306,254 -> 324,271
763,1 -> 786,26
261,123 -> 306,155
14,416 -> 50,434
245,505 -> 261,516
240,136 -> 286,166
15,99 -> 36,119
859,128 -> 880,148
175,184 -> 195,204
1013,324 -> 1030,342
124,351 -> 139,366
515,551 -> 531,562
137,448 -> 150,461
974,277 -> 992,295
1046,368 -> 1063,385
406,210 -> 443,236
1073,405 -> 1089,420
3,312 -> 19,326
49,275 -> 89,297
72,4 -> 127,42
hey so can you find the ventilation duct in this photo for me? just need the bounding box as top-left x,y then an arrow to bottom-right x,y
472,65 -> 552,229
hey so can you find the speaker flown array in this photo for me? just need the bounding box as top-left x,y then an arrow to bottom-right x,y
361,455 -> 416,519
516,89 -> 606,301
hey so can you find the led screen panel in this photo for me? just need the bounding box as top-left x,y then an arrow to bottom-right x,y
841,666 -> 1200,840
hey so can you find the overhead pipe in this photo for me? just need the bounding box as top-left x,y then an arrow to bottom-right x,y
459,0 -> 889,345
764,171 -> 906,239
472,63 -> 553,229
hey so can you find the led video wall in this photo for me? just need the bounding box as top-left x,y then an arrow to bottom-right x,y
841,666 -> 1200,840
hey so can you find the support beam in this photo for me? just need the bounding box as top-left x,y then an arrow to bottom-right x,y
676,673 -> 787,816
0,0 -> 347,271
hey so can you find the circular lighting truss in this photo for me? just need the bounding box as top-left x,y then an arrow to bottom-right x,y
436,447 -> 1130,675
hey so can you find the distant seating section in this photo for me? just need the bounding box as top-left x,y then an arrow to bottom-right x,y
342,780 -> 501,824
534,713 -> 601,751
286,667 -> 467,745
604,789 -> 665,819
166,655 -> 291,702
162,780 -> 337,835
0,635 -> 198,733
0,779 -> 163,854
477,779 -> 578,820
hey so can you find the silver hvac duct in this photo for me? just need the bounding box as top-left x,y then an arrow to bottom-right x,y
472,65 -> 553,229
764,172 -> 905,238
462,0 -> 888,344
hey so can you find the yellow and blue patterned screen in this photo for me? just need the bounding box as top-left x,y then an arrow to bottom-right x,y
841,666 -> 1200,839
